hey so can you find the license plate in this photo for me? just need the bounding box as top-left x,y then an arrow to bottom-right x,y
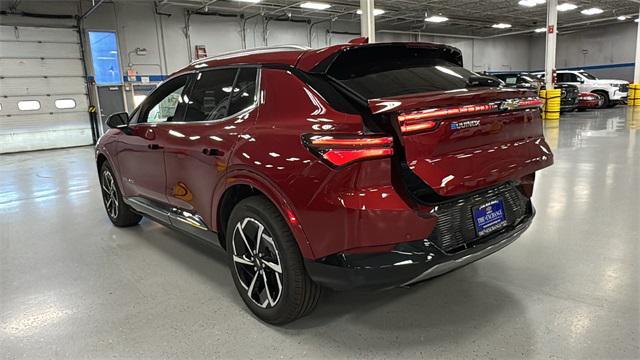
473,199 -> 508,236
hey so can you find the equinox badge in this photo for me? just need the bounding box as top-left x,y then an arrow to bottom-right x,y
451,120 -> 481,130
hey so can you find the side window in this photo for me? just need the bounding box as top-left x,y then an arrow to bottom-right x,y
556,73 -> 569,83
228,68 -> 258,116
183,68 -> 237,122
139,75 -> 188,124
568,73 -> 580,82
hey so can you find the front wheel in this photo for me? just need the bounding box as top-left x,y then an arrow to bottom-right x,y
226,196 -> 321,324
99,162 -> 142,227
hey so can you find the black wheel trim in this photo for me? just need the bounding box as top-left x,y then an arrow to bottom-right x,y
231,217 -> 283,309
101,170 -> 119,219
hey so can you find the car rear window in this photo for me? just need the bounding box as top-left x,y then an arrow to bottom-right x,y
326,45 -> 477,99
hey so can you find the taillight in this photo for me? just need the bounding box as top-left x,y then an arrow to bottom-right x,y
303,134 -> 394,167
517,98 -> 544,109
396,97 -> 543,134
397,104 -> 497,134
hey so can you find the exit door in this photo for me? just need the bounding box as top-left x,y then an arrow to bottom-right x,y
97,85 -> 126,135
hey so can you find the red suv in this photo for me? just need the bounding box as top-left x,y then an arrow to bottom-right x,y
96,43 -> 553,324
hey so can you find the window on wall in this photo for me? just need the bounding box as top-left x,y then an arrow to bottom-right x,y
55,99 -> 76,109
88,31 -> 122,85
18,100 -> 41,111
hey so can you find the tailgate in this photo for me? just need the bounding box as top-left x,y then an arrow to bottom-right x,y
370,89 -> 554,197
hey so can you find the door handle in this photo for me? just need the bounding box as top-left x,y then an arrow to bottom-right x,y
148,144 -> 163,150
202,148 -> 224,156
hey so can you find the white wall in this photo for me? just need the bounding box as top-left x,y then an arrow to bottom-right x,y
473,36 -> 532,72
530,22 -> 636,81
2,1 -> 636,84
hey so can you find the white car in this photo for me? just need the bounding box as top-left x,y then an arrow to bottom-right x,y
533,70 -> 628,108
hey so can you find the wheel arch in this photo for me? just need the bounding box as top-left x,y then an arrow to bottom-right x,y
590,89 -> 610,97
96,152 -> 109,172
214,171 -> 315,259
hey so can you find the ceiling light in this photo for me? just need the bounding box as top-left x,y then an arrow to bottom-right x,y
233,0 -> 261,3
356,8 -> 386,16
425,15 -> 448,23
557,3 -> 577,12
617,16 -> 628,20
636,18 -> 640,23
519,0 -> 537,7
534,27 -> 546,33
581,7 -> 603,16
299,2 -> 331,10
492,23 -> 512,29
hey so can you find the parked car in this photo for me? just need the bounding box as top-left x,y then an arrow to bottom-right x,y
494,72 -> 578,112
96,43 -> 554,324
532,70 -> 628,108
492,72 -> 541,91
576,92 -> 605,111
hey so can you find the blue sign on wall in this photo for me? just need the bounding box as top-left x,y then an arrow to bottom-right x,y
88,31 -> 122,85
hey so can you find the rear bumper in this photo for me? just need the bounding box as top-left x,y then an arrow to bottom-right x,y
305,205 -> 535,291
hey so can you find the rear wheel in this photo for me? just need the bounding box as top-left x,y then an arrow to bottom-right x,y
226,196 -> 321,324
99,163 -> 142,227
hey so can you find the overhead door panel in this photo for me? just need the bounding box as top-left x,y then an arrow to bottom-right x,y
0,25 -> 91,153
0,58 -> 85,77
0,77 -> 87,97
0,41 -> 82,59
1,95 -> 88,116
0,26 -> 79,43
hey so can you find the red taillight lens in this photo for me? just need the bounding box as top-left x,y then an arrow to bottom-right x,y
518,98 -> 544,109
397,104 -> 497,134
396,98 -> 542,134
309,137 -> 393,147
303,135 -> 394,167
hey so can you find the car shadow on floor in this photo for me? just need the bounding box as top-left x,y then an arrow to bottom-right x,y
121,219 -> 535,356
123,219 -> 243,305
284,270 -> 535,355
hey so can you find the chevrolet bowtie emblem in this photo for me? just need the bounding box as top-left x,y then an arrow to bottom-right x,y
500,99 -> 520,111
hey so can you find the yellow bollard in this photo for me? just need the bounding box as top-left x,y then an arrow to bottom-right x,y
628,84 -> 640,106
540,89 -> 561,120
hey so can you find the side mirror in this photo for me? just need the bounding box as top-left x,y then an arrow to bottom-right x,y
106,112 -> 129,129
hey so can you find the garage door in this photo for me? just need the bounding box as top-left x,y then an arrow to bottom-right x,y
0,25 -> 92,153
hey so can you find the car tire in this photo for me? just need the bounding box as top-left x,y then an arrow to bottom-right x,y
99,162 -> 142,227
592,91 -> 609,109
607,102 -> 618,108
226,195 -> 321,324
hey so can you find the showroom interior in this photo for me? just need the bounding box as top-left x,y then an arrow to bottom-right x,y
0,0 -> 638,358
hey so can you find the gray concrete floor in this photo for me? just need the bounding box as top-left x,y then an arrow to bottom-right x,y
1,107 -> 638,359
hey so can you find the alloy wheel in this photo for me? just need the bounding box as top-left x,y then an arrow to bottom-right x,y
101,170 -> 119,219
231,217 -> 283,309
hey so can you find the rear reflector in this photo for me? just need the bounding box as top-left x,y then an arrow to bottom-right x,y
397,97 -> 542,134
303,134 -> 394,167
